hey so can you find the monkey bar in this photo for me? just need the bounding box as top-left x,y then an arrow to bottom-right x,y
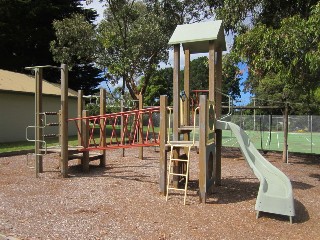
69,107 -> 160,151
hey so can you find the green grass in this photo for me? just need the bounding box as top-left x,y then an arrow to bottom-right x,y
0,125 -> 160,153
222,130 -> 320,154
0,136 -> 79,154
2,126 -> 318,155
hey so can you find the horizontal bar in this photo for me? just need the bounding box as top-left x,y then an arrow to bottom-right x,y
68,107 -> 160,121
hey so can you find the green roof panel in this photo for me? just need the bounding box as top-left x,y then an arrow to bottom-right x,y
168,20 -> 226,53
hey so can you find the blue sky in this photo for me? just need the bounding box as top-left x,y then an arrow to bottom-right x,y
237,62 -> 251,105
83,2 -> 252,105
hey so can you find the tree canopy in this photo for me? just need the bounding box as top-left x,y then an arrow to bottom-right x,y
95,0 -> 212,100
50,13 -> 102,94
2,0 -> 319,113
0,0 -> 101,93
144,55 -> 242,107
233,3 -> 320,113
210,0 -> 320,114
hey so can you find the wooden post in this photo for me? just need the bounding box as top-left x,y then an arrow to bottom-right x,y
173,44 -> 180,141
283,103 -> 289,163
199,95 -> 208,203
82,110 -> 90,172
159,95 -> 168,195
138,93 -> 143,159
183,48 -> 190,152
208,41 -> 216,103
215,129 -> 222,186
35,67 -> 43,177
120,96 -> 125,157
172,44 -> 181,187
100,88 -> 107,166
183,48 -> 190,128
215,47 -> 222,186
60,64 -> 69,178
77,90 -> 83,146
216,47 -> 222,119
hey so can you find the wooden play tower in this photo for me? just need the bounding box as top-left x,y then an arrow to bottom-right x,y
159,21 -> 226,203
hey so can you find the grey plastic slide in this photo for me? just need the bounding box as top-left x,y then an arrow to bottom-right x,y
216,120 -> 295,222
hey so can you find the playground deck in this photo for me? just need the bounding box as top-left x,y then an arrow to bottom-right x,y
0,147 -> 319,239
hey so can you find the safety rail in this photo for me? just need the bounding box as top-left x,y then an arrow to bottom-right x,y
26,112 -> 59,153
167,106 -> 200,145
190,89 -> 233,120
25,111 -> 59,168
69,107 -> 161,151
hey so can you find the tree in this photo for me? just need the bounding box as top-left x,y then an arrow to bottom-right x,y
143,67 -> 173,106
184,56 -> 241,101
50,13 -> 98,68
144,55 -> 242,107
208,0 -> 319,34
208,0 -> 320,114
0,0 -> 94,71
96,0 -> 212,101
234,3 -> 320,114
50,13 -> 102,94
0,0 -> 102,92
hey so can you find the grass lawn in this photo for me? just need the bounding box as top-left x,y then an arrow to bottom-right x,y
0,136 -> 79,154
1,124 -> 319,155
0,125 -> 160,153
222,129 -> 320,154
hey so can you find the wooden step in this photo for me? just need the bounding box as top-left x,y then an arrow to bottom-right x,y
68,152 -> 103,161
178,125 -> 199,133
165,141 -> 199,148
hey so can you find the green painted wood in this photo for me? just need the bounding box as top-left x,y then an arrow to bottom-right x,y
168,21 -> 226,53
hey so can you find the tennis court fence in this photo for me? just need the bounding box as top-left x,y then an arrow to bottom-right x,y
221,115 -> 320,154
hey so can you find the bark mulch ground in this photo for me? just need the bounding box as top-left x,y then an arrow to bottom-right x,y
0,147 -> 319,239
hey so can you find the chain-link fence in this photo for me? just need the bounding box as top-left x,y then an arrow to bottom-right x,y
221,115 -> 320,154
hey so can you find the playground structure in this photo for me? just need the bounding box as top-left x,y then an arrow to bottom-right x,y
25,64 -> 70,177
159,21 -> 226,204
25,64 -> 159,177
159,20 -> 295,222
24,21 -> 295,222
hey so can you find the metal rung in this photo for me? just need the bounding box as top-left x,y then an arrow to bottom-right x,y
43,112 -> 58,115
43,133 -> 59,138
46,123 -> 59,126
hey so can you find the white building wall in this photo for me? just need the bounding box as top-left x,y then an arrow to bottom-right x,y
0,92 -> 78,143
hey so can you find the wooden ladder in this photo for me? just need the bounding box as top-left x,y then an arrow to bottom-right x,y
166,143 -> 193,205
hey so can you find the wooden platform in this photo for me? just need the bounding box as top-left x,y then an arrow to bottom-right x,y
178,125 -> 199,133
39,146 -> 103,161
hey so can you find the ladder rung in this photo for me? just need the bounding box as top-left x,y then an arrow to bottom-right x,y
168,173 -> 187,177
168,187 -> 186,191
170,158 -> 189,162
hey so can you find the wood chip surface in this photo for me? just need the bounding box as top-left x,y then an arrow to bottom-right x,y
0,147 -> 319,239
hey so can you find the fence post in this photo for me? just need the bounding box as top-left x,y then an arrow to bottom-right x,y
311,115 -> 313,153
282,103 -> 289,163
